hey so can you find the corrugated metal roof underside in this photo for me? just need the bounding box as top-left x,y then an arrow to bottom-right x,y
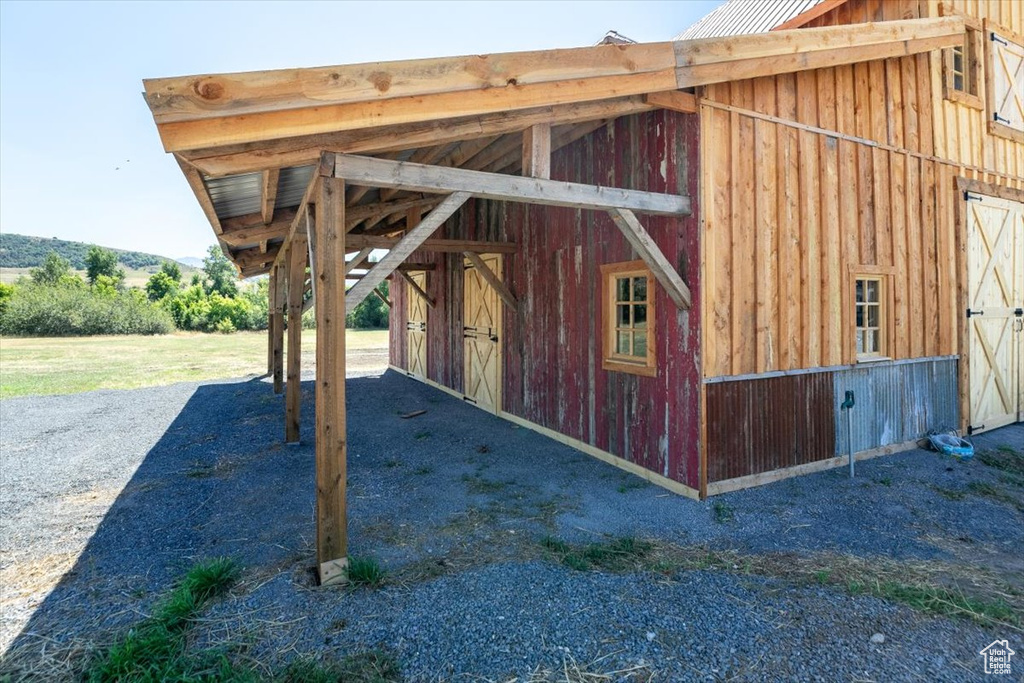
204,165 -> 316,220
675,0 -> 823,40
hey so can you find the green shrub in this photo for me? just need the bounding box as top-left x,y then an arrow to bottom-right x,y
0,283 -> 174,336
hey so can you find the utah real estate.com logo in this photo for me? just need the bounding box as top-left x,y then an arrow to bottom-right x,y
979,640 -> 1015,675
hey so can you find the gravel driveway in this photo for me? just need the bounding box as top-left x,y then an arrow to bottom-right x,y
1,370 -> 1021,681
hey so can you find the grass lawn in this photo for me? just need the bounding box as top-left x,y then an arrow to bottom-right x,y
0,329 -> 388,399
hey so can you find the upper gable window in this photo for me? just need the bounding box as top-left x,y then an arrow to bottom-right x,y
943,22 -> 983,109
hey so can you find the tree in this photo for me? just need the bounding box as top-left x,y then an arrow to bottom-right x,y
160,260 -> 182,283
85,246 -> 124,287
202,245 -> 237,297
145,271 -> 179,301
30,251 -> 76,286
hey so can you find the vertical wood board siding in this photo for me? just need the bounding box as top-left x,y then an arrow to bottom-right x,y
390,110 -> 701,488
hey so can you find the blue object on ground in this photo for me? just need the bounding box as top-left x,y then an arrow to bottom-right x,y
928,433 -> 974,460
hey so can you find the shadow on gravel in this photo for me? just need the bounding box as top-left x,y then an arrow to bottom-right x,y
2,368 -> 1022,680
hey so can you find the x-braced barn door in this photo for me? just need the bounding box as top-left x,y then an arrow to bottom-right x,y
464,254 -> 502,413
406,273 -> 428,380
965,192 -> 1024,433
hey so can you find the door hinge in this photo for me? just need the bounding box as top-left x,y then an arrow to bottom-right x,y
963,191 -> 983,202
991,32 -> 1009,46
966,308 -> 985,318
994,112 -> 1011,125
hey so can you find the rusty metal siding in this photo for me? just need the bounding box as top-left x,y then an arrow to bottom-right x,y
706,373 -> 836,483
388,110 -> 702,488
832,357 -> 959,454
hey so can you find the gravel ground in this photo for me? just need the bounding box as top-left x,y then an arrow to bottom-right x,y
1,369 -> 1021,681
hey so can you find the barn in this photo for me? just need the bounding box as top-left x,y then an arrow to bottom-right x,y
143,0 -> 1023,584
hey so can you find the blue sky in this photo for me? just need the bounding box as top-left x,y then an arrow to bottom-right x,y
0,0 -> 720,260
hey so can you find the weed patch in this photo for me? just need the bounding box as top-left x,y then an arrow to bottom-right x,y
932,485 -> 966,501
279,651 -> 400,683
712,500 -> 734,524
967,481 -> 1023,510
413,431 -> 431,441
347,556 -> 387,588
540,536 -> 655,572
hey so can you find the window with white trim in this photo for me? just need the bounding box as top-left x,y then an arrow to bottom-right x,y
854,276 -> 887,360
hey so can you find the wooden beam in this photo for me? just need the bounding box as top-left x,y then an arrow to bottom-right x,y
371,286 -> 391,307
772,0 -> 849,31
146,42 -> 676,122
345,191 -> 470,308
286,233 -> 306,444
674,17 -> 964,87
521,123 -> 551,179
399,270 -> 435,308
464,251 -> 517,312
346,195 -> 439,232
261,169 -> 280,224
345,247 -> 374,275
271,261 -> 285,393
220,208 -> 298,248
334,154 -> 690,216
607,208 -> 691,309
175,156 -> 223,234
345,235 -> 517,253
181,97 -> 655,177
643,90 -> 698,114
234,243 -> 282,270
314,175 -> 348,586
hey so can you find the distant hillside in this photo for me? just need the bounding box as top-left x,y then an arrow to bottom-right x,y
176,256 -> 204,268
0,233 -> 192,270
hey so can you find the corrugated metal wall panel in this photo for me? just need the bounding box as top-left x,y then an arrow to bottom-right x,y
706,373 -> 836,483
832,358 -> 959,454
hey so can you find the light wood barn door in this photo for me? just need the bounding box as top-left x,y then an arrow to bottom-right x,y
406,272 -> 428,380
966,193 -> 1023,433
463,254 -> 502,413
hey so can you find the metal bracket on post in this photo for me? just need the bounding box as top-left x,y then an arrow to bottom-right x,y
840,390 -> 856,478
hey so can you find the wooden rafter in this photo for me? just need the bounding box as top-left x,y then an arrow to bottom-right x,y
334,153 -> 690,216
344,235 -> 517,253
261,169 -> 280,224
345,247 -> 374,275
220,207 -> 298,247
371,286 -> 391,307
235,243 -> 282,270
175,156 -> 223,234
643,90 -> 698,114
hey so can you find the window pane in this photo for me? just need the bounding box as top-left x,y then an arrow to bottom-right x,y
856,331 -> 864,355
867,304 -> 879,328
855,279 -> 864,303
616,277 -> 629,302
632,277 -> 647,302
616,331 -> 630,355
633,304 -> 647,328
634,331 -> 647,357
866,280 -> 879,302
617,304 -> 630,327
856,304 -> 864,327
871,330 -> 880,354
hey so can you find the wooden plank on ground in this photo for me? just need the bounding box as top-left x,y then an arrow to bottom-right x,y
314,175 -> 348,586
334,154 -> 690,216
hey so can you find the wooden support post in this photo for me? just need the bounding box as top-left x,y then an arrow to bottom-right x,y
271,261 -> 285,393
267,265 -> 277,375
315,173 -> 348,586
286,232 -> 307,444
522,123 -> 551,179
607,208 -> 692,309
464,251 -> 518,311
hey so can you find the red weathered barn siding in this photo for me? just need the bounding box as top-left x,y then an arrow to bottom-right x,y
704,373 -> 836,482
390,110 -> 701,488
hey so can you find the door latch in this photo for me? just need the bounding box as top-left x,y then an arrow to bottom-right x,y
966,308 -> 985,318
